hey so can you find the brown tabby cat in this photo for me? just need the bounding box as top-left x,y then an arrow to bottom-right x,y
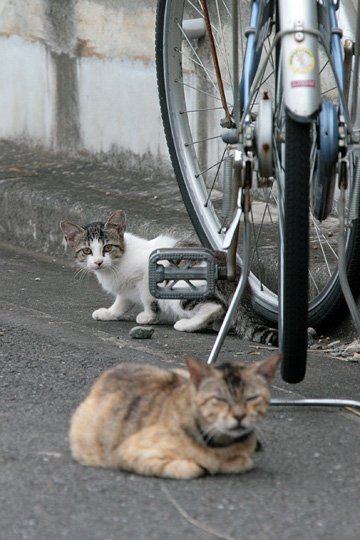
70,353 -> 280,479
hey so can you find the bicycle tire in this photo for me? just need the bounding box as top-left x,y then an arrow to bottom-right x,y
155,0 -> 221,251
279,115 -> 311,382
155,0 -> 360,364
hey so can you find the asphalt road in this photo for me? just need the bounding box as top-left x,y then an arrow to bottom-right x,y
1,242 -> 360,540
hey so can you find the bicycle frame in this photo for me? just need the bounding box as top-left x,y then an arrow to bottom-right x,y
279,0 -> 321,120
235,0 -> 359,226
239,0 -> 349,124
239,0 -> 274,113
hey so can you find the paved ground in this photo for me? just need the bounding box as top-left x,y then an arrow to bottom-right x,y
0,138 -> 360,539
1,242 -> 360,540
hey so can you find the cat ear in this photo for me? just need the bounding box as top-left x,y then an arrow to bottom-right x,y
252,353 -> 282,381
60,220 -> 85,249
186,357 -> 212,388
105,210 -> 126,236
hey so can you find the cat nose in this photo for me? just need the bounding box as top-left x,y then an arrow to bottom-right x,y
230,414 -> 246,431
94,259 -> 103,267
234,412 -> 246,424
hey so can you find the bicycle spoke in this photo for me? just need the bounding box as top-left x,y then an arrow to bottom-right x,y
176,79 -> 232,106
215,0 -> 233,90
249,187 -> 277,288
321,86 -> 337,96
221,0 -> 231,19
175,21 -> 219,94
180,106 -> 224,114
205,147 -> 227,206
195,159 -> 224,179
175,47 -> 232,90
311,217 -> 338,262
184,134 -> 222,146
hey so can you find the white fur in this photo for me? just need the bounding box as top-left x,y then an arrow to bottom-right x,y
85,232 -> 224,332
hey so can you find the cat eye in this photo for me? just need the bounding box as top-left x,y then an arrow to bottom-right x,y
103,244 -> 113,253
82,247 -> 92,255
246,395 -> 260,402
208,396 -> 227,405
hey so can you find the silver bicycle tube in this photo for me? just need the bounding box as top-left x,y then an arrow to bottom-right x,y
278,0 -> 321,120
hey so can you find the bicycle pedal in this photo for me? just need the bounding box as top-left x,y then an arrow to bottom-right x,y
149,248 -> 218,300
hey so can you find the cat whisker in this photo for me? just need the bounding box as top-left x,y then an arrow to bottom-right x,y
203,422 -> 255,444
74,266 -> 91,281
110,265 -> 121,278
253,424 -> 267,447
201,424 -> 223,443
74,267 -> 84,279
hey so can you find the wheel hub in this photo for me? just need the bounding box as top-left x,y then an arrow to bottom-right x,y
255,93 -> 273,178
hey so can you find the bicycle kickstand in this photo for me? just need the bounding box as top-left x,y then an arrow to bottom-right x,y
207,185 -> 251,365
273,158 -> 360,411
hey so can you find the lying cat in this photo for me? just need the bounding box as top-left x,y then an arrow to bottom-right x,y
70,353 -> 281,479
60,209 -> 277,342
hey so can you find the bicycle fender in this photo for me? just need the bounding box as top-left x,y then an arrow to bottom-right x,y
278,0 -> 321,121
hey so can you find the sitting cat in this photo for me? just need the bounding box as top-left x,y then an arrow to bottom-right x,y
60,209 -> 277,342
69,353 -> 281,479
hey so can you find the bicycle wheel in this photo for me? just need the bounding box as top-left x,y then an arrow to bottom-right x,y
156,0 -> 360,377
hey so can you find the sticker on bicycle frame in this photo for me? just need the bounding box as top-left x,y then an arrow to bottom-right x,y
291,80 -> 316,88
289,47 -> 315,74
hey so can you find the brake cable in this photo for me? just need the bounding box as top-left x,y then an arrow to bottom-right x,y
201,0 -> 233,127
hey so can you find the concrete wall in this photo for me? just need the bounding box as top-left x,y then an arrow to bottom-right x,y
0,0 -> 166,159
0,0 -> 358,162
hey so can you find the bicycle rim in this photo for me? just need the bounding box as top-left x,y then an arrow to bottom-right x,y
155,0 -> 360,332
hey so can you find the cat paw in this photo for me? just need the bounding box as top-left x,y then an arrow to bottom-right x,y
219,455 -> 254,474
252,328 -> 278,346
174,319 -> 195,332
92,308 -> 119,321
162,460 -> 207,479
136,312 -> 156,325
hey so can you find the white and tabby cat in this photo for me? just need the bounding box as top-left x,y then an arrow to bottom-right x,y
60,209 -> 277,342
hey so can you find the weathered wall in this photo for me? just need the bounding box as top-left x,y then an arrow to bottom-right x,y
0,0 -> 166,159
0,0 -> 358,161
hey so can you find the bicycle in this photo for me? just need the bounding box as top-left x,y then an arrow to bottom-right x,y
153,0 -> 360,383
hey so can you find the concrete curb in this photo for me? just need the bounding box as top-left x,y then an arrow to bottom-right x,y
0,140 -> 194,259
